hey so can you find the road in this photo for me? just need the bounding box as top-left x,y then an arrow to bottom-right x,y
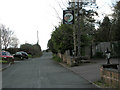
2,52 -> 96,88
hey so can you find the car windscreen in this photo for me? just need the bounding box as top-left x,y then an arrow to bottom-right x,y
16,52 -> 22,55
6,52 -> 11,56
2,52 -> 11,56
2,52 -> 7,55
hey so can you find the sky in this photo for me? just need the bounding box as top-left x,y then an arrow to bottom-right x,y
0,0 -> 119,50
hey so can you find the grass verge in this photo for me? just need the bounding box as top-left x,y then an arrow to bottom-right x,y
0,60 -> 8,63
94,80 -> 111,88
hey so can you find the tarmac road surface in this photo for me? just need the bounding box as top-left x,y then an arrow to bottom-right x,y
2,52 -> 97,88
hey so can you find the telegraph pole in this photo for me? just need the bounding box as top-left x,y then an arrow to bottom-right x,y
0,29 -> 1,52
37,30 -> 39,44
77,1 -> 82,58
72,2 -> 77,56
0,28 -> 1,90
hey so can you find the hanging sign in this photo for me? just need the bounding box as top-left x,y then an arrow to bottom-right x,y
63,10 -> 74,24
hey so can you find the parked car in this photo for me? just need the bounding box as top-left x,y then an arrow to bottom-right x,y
13,51 -> 28,60
0,51 -> 14,64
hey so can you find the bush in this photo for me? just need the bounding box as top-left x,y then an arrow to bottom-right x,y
113,41 -> 120,58
94,52 -> 105,58
52,54 -> 62,62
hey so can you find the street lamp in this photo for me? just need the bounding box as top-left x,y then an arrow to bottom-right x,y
105,48 -> 111,64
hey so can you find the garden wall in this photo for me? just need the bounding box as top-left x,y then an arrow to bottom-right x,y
100,65 -> 120,88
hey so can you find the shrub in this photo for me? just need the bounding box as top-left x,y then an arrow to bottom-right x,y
52,54 -> 62,62
94,52 -> 105,58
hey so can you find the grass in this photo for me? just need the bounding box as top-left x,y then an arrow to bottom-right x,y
28,54 -> 32,58
94,80 -> 111,88
0,60 -> 8,63
28,53 -> 43,58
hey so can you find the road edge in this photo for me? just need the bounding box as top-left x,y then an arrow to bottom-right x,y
0,62 -> 12,72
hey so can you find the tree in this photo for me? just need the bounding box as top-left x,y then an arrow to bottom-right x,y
20,43 -> 42,56
20,43 -> 33,54
111,1 -> 120,57
48,1 -> 98,57
10,36 -> 19,48
32,44 -> 42,56
95,16 -> 111,42
111,1 -> 120,41
1,25 -> 13,50
48,24 -> 74,54
47,39 -> 57,54
0,24 -> 19,50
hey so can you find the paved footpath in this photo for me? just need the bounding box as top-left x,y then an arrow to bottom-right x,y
63,58 -> 119,83
2,52 -> 97,88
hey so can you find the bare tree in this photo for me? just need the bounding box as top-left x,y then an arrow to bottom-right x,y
51,0 -> 69,20
10,36 -> 19,48
0,24 -> 19,50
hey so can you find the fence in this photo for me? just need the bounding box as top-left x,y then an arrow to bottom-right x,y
85,41 -> 119,58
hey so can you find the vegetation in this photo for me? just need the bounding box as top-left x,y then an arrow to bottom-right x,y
95,1 -> 120,57
0,60 -> 8,64
94,81 -> 110,88
48,24 -> 74,54
95,16 -> 111,42
0,24 -> 19,50
52,54 -> 62,62
93,52 -> 105,58
1,58 -> 14,64
94,1 -> 120,43
48,2 -> 98,56
0,25 -> 42,58
6,43 -> 42,58
48,1 -> 120,58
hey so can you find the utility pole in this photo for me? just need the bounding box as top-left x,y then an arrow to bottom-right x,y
77,1 -> 82,58
37,30 -> 39,45
0,28 -> 1,90
0,29 -> 1,52
72,2 -> 77,56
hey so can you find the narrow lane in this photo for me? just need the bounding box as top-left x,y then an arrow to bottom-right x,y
2,52 -> 96,88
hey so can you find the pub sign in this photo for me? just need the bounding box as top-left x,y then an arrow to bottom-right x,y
63,10 -> 74,24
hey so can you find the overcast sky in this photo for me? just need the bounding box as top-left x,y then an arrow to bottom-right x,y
0,0 -> 119,50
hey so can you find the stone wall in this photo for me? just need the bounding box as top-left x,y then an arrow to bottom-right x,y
58,51 -> 74,66
100,66 -> 120,88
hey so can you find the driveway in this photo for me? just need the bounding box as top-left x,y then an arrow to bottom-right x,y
2,52 -> 97,88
